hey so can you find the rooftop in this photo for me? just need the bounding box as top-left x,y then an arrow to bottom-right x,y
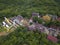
47,35 -> 58,42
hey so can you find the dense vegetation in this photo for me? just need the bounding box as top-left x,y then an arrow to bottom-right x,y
0,0 -> 60,19
0,26 -> 59,45
0,0 -> 60,45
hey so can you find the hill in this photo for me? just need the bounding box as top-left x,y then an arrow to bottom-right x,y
0,0 -> 60,45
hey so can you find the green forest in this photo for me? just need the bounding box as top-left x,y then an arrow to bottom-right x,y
0,26 -> 59,45
0,0 -> 60,19
0,0 -> 60,45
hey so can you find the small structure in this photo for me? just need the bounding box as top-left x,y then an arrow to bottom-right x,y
35,23 -> 46,33
36,23 -> 49,34
47,14 -> 58,20
48,28 -> 58,37
50,25 -> 57,29
44,27 -> 49,35
32,12 -> 40,18
2,21 -> 6,26
47,35 -> 58,42
20,19 -> 29,26
57,17 -> 60,22
10,15 -> 24,26
29,17 -> 33,23
42,15 -> 51,22
49,15 -> 58,21
28,24 -> 36,31
56,27 -> 60,36
2,21 -> 9,28
4,17 -> 12,25
2,17 -> 12,28
2,15 -> 24,30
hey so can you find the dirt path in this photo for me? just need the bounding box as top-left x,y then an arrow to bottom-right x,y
0,28 -> 15,36
0,31 -> 9,36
